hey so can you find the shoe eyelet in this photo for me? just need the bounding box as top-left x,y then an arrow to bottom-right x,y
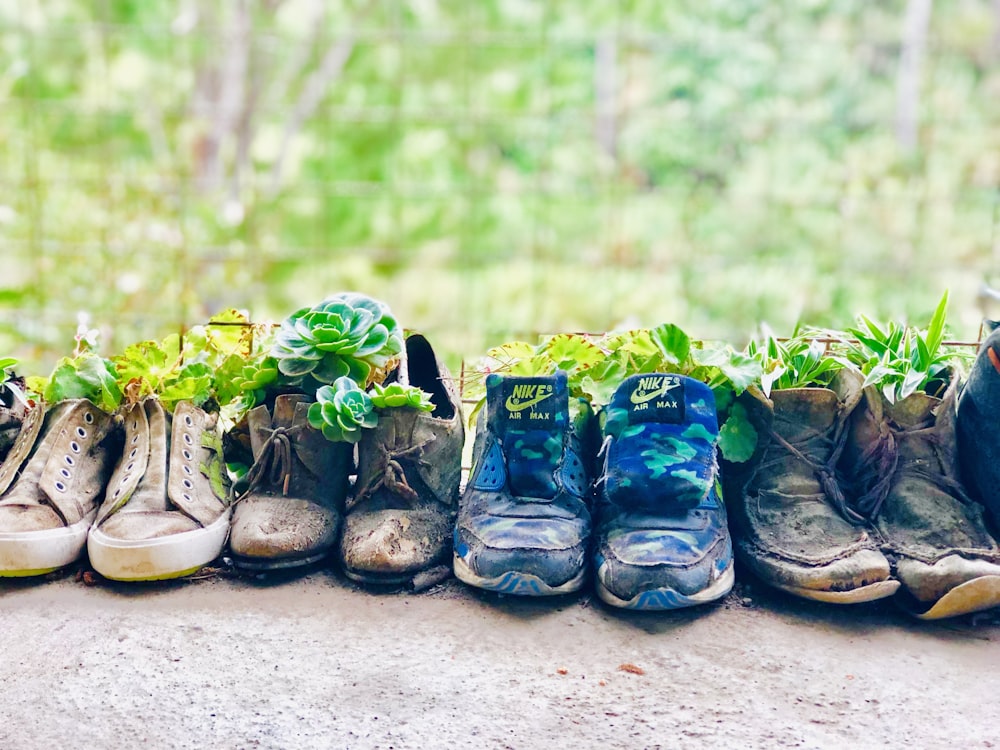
183,479 -> 193,489
184,415 -> 194,427
65,456 -> 74,466
60,468 -> 70,479
131,435 -> 139,444
126,462 -> 134,472
54,481 -> 66,492
182,493 -> 191,502
113,488 -> 120,497
183,433 -> 193,446
132,421 -> 139,430
182,449 -> 192,461
129,449 -> 137,459
76,426 -> 87,439
182,465 -> 193,475
70,441 -> 81,453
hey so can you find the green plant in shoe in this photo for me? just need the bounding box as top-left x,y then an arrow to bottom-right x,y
368,382 -> 435,411
308,377 -> 378,443
465,325 -> 762,463
835,291 -> 971,403
0,357 -> 29,411
272,292 -> 404,389
746,327 -> 851,397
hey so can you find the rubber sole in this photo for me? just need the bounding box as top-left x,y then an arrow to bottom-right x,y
780,579 -> 900,604
453,553 -> 586,596
0,510 -> 95,577
229,547 -> 331,572
903,575 -> 1000,620
595,563 -> 736,611
88,512 -> 230,582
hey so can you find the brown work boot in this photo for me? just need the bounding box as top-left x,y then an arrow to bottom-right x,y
229,394 -> 352,571
842,374 -> 1000,619
339,334 -> 464,588
87,399 -> 230,581
0,400 -> 120,576
725,375 -> 898,603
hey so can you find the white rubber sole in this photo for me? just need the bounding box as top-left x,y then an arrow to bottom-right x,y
88,511 -> 230,582
596,563 -> 736,610
453,553 -> 586,596
0,510 -> 96,577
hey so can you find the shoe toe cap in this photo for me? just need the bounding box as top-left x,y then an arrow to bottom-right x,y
897,554 -> 1000,615
230,496 -> 338,561
96,511 -> 201,541
340,509 -> 451,575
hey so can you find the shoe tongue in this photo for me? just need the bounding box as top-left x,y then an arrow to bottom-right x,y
605,374 -> 686,437
602,375 -> 718,511
487,373 -> 569,499
487,374 -> 567,433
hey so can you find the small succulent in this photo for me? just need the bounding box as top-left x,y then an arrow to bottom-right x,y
369,382 -> 435,411
307,376 -> 377,443
272,293 -> 404,388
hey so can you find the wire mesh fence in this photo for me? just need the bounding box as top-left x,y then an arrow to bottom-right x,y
1,1 -> 999,374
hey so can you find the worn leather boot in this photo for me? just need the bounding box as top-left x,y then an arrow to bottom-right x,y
339,334 -> 464,588
725,375 -> 898,603
842,374 -> 1000,619
230,394 -> 352,571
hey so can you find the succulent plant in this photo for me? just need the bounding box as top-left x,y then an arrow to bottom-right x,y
307,376 -> 377,443
368,382 -> 435,411
272,293 -> 404,388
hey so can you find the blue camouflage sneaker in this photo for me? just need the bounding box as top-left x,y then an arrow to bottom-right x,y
453,371 -> 595,596
593,373 -> 734,610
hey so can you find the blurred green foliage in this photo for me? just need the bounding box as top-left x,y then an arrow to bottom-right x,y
0,0 -> 998,376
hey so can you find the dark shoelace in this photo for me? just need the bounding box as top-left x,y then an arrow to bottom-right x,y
761,424 -> 866,525
852,418 -> 975,519
233,425 -> 302,503
350,434 -> 434,510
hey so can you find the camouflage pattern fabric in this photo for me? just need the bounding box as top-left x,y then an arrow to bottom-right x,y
601,373 -> 717,511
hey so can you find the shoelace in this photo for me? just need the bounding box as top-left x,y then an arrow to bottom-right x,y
350,434 -> 434,510
758,418 -> 865,525
233,425 -> 302,503
852,418 -> 975,519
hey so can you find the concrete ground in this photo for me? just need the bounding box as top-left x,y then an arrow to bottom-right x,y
1,566 -> 998,750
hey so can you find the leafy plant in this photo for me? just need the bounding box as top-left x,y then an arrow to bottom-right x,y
834,291 -> 970,403
27,353 -> 123,413
746,328 -> 852,398
369,382 -> 435,411
465,325 -> 763,462
307,377 -> 377,443
272,293 -> 404,389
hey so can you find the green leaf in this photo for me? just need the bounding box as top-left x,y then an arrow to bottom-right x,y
541,334 -> 603,372
718,403 -> 757,463
650,323 -> 691,366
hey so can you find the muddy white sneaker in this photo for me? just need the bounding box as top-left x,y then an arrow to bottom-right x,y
0,400 -> 119,576
87,399 -> 230,581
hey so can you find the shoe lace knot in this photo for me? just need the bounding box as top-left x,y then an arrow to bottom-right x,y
763,423 -> 866,525
351,434 -> 434,509
234,425 -> 302,503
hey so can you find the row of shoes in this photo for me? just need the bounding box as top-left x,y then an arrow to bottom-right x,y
0,334 -> 466,586
2,330 -> 1000,621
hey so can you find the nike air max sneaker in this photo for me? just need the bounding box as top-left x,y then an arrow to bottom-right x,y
454,371 -> 595,595
593,374 -> 734,610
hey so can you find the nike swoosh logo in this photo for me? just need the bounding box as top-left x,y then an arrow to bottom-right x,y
505,392 -> 554,412
629,380 -> 680,405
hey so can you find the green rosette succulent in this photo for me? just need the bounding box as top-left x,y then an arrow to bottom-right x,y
272,293 -> 404,388
368,382 -> 434,411
307,376 -> 377,443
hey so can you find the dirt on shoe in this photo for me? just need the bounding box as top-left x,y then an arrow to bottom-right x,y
842,374 -> 1000,620
230,394 -> 352,571
724,376 -> 897,603
339,333 -> 464,587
